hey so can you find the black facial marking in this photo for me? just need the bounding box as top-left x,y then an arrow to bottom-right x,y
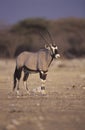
55,49 -> 58,54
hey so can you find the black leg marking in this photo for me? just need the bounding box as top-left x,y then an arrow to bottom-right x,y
40,71 -> 47,80
41,86 -> 45,90
23,71 -> 29,81
13,66 -> 22,91
39,71 -> 47,95
23,67 -> 29,92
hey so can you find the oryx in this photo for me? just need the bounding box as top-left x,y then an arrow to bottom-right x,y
13,28 -> 60,95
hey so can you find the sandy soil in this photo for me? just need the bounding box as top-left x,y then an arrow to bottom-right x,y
0,59 -> 85,130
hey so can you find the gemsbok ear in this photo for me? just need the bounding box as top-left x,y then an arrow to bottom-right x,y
45,44 -> 50,50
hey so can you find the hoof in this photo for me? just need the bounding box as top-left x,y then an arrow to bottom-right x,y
41,90 -> 47,95
16,90 -> 21,98
26,90 -> 30,95
32,87 -> 41,93
16,90 -> 20,95
32,87 -> 47,95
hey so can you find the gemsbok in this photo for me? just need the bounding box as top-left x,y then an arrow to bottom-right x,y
13,26 -> 60,95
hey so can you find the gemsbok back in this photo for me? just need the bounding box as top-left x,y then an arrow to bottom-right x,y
13,27 -> 60,95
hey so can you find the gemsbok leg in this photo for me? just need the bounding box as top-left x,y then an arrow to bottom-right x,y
39,71 -> 47,95
23,68 -> 29,94
13,66 -> 22,95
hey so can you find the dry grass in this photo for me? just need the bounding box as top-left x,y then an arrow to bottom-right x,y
0,59 -> 85,130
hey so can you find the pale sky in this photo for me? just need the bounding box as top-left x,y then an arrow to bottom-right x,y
0,0 -> 85,24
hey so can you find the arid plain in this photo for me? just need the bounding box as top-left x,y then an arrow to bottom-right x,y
0,59 -> 85,130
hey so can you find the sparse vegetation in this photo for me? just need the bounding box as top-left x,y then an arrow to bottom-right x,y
0,17 -> 85,58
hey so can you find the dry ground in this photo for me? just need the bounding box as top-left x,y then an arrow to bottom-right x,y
0,59 -> 85,130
